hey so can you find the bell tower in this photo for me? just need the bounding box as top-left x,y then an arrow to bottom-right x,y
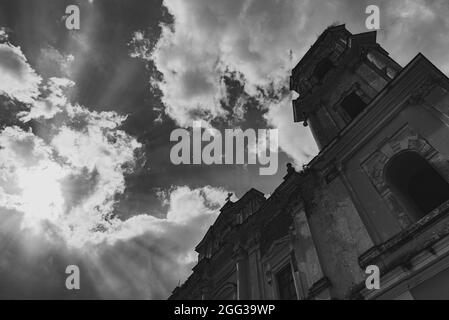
290,25 -> 402,149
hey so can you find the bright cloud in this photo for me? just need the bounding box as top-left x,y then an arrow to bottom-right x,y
0,127 -> 67,225
0,185 -> 232,299
0,40 -> 234,298
141,0 -> 312,128
37,46 -> 75,79
264,96 -> 318,169
0,41 -> 142,245
0,43 -> 42,103
0,41 -> 225,248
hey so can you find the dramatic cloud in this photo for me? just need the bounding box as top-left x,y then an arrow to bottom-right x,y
0,42 -> 141,245
36,46 -> 75,79
0,185 -> 232,299
0,40 -> 234,298
131,0 -> 449,167
0,43 -> 42,103
19,77 -> 74,121
138,0 -> 312,128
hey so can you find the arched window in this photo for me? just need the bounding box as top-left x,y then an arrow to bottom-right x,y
385,151 -> 449,221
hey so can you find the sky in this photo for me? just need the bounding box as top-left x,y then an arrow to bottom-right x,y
0,0 -> 449,299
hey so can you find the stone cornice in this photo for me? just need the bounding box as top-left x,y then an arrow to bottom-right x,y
307,277 -> 332,299
359,201 -> 449,270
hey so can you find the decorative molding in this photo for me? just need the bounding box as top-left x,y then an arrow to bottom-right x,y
361,125 -> 443,228
232,245 -> 247,262
359,201 -> 449,270
247,230 -> 262,249
307,277 -> 332,299
362,126 -> 436,192
212,282 -> 237,300
324,164 -> 340,184
262,236 -> 290,261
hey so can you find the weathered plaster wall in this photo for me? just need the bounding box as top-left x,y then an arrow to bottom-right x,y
291,206 -> 324,291
299,173 -> 373,298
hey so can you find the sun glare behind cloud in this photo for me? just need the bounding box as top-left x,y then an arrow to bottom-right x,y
15,161 -> 66,226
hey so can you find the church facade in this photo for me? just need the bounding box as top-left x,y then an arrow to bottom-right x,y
169,25 -> 449,300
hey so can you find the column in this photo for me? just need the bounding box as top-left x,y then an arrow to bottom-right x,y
234,246 -> 249,300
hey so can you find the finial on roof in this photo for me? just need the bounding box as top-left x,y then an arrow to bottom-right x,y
225,192 -> 233,202
287,163 -> 295,174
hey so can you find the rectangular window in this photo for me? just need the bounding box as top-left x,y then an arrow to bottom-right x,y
341,91 -> 367,120
276,264 -> 297,300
